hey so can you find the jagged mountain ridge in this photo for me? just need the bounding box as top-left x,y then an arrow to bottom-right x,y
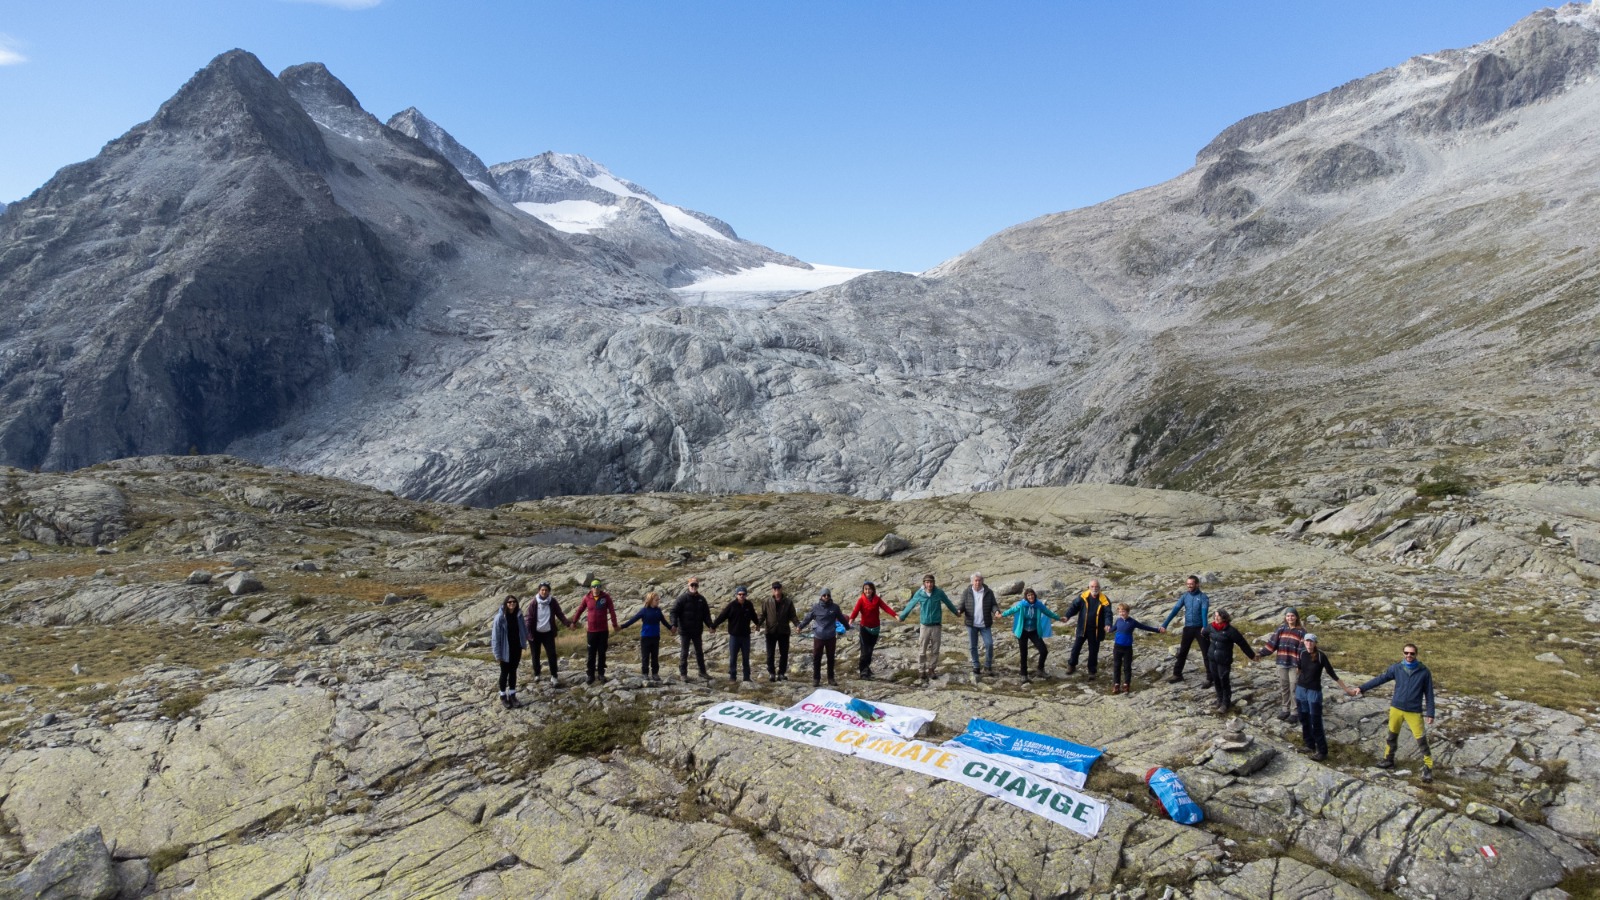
389,107 -> 817,289
2,6 -> 1599,505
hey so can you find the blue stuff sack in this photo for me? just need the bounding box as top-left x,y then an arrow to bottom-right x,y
1145,767 -> 1203,825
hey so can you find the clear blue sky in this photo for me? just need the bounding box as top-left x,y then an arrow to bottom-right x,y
0,1 -> 1555,271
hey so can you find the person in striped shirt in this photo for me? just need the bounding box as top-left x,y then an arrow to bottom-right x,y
1257,607 -> 1307,723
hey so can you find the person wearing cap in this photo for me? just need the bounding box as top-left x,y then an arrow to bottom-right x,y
847,581 -> 897,680
1294,633 -> 1356,761
671,577 -> 713,681
712,586 -> 761,683
620,591 -> 674,684
957,572 -> 1000,679
1257,607 -> 1308,723
800,588 -> 850,686
760,581 -> 800,682
898,574 -> 958,684
524,581 -> 570,686
572,579 -> 620,684
1356,643 -> 1438,782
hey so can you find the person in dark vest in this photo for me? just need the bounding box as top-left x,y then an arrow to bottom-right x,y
958,572 -> 1000,679
523,581 -> 570,687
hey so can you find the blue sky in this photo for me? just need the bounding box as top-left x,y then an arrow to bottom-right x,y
0,1 -> 1556,271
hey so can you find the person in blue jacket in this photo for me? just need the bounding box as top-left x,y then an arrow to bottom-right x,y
490,595 -> 531,708
620,591 -> 675,684
1109,602 -> 1165,695
1356,642 -> 1438,782
999,587 -> 1061,682
1162,575 -> 1214,686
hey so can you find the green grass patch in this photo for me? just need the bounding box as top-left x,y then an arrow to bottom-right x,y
158,689 -> 210,721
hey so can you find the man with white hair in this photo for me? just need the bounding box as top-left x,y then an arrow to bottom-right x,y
958,571 -> 999,679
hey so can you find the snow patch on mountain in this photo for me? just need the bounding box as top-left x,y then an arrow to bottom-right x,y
675,262 -> 877,293
514,199 -> 619,234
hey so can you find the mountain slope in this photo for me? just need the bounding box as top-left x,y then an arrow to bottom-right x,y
2,7 -> 1598,505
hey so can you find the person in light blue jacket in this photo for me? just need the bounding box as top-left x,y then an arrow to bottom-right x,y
490,595 -> 532,708
999,588 -> 1061,682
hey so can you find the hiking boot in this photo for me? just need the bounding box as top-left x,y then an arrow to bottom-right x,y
984,667 -> 994,677
1202,681 -> 1215,689
549,676 -> 559,687
499,695 -> 511,708
1377,756 -> 1395,769
813,678 -> 821,687
508,695 -> 521,709
598,674 -> 607,684
1421,766 -> 1434,784
586,676 -> 595,685
1165,674 -> 1183,684
1311,751 -> 1327,762
1067,665 -> 1077,675
827,678 -> 837,686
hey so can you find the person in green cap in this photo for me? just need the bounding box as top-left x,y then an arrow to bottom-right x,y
573,579 -> 619,684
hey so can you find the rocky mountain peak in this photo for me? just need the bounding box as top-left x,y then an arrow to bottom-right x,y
386,106 -> 498,189
145,49 -> 329,171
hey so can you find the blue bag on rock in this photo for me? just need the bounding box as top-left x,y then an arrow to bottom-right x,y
1145,767 -> 1203,825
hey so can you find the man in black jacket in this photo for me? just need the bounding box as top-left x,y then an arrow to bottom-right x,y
957,572 -> 999,679
712,586 -> 761,682
671,577 -> 713,681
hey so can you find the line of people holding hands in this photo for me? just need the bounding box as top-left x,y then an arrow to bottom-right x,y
489,571 -> 1439,781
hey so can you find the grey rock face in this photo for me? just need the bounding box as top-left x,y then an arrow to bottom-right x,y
224,572 -> 264,596
385,106 -> 498,190
0,826 -> 117,900
9,476 -> 129,547
872,533 -> 910,556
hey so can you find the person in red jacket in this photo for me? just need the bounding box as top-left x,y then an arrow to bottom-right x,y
572,579 -> 620,684
847,581 -> 898,680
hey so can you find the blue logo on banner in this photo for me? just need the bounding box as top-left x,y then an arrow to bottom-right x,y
948,718 -> 1103,779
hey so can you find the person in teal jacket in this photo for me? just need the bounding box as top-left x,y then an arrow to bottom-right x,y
898,574 -> 959,684
999,587 -> 1061,682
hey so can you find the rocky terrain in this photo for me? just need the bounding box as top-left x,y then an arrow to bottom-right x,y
0,456 -> 1595,898
0,8 -> 1594,505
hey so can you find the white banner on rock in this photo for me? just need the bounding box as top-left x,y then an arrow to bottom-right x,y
785,689 -> 936,740
701,700 -> 1106,837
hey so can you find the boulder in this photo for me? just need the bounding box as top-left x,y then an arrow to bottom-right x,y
15,479 -> 130,547
998,579 -> 1025,596
1307,489 -> 1415,536
185,570 -> 212,585
224,573 -> 265,596
872,533 -> 911,556
0,826 -> 118,900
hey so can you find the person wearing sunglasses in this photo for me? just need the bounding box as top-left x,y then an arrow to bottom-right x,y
1355,643 -> 1438,783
